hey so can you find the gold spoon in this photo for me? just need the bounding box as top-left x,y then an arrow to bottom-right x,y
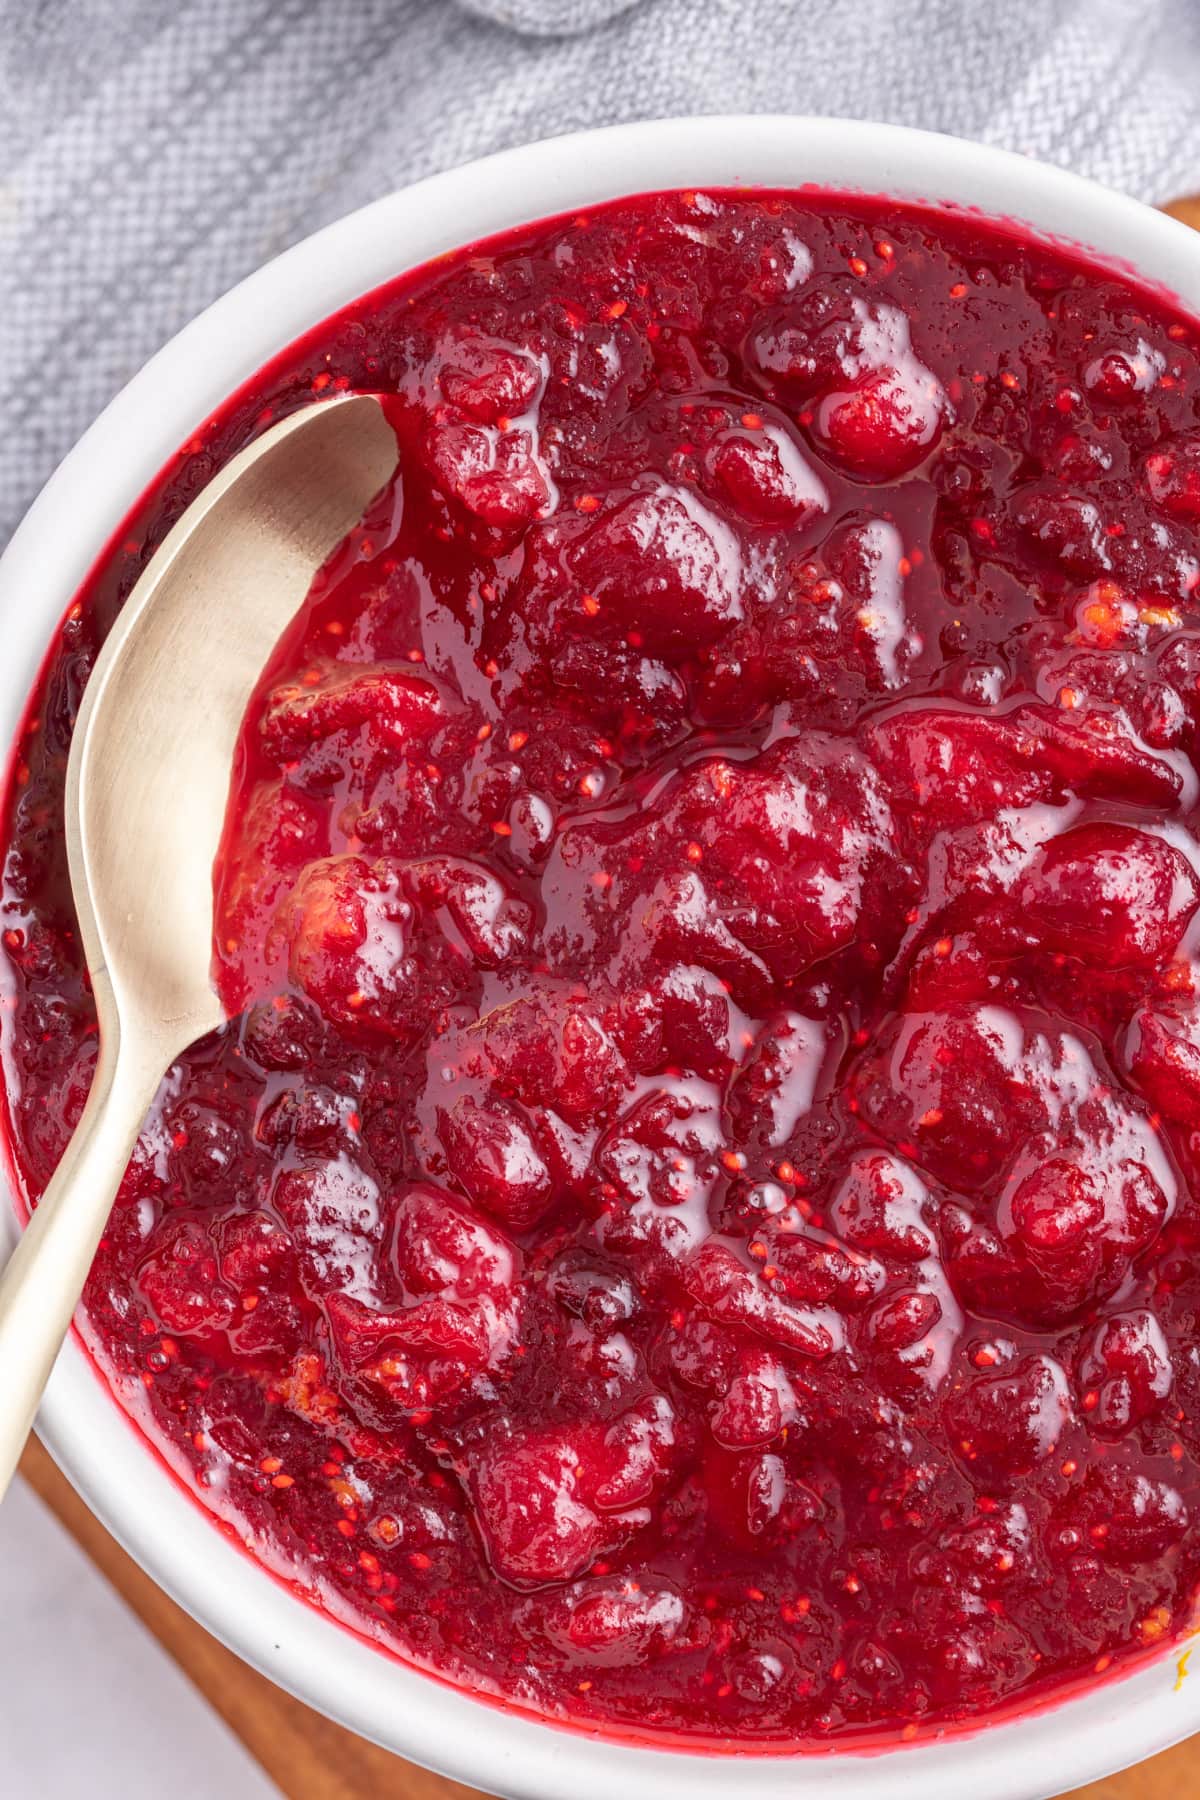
0,393 -> 399,1498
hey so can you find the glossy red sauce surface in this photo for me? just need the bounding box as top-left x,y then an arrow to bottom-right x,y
6,189 -> 1200,1747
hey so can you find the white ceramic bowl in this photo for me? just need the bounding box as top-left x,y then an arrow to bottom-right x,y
3,115 -> 1200,1800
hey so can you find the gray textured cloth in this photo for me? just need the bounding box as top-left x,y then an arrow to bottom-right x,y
3,0 -> 1200,554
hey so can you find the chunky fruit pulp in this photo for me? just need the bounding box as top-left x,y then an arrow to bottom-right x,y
7,189 -> 1200,1748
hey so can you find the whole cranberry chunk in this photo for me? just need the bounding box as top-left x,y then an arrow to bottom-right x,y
276,856 -> 423,1040
1001,1125 -> 1171,1320
137,1221 -> 234,1336
944,1354 -> 1071,1481
866,701 -> 1184,827
424,419 -> 551,536
389,1182 -> 519,1311
240,993 -> 325,1071
596,1082 -> 723,1222
1046,428 -> 1116,483
271,1159 -> 382,1298
1156,632 -> 1200,735
1083,341 -> 1164,405
469,1428 -> 613,1587
940,1502 -> 1033,1591
277,855 -> 486,1042
1007,1156 -> 1103,1255
216,782 -> 331,1005
593,1392 -> 676,1507
168,1100 -> 243,1190
745,290 -> 869,395
1014,485 -> 1111,581
1145,434 -> 1200,522
533,1575 -> 691,1668
613,864 -> 772,1005
685,1239 -> 837,1359
849,1005 -> 1050,1192
475,990 -> 630,1127
570,486 -> 743,655
767,1226 -> 883,1314
258,668 -> 441,763
813,362 -> 946,479
618,962 -> 740,1078
257,1082 -> 358,1157
862,708 -> 1050,829
1018,823 -> 1199,971
866,1288 -> 943,1352
1067,1463 -> 1188,1564
829,1151 -> 936,1263
677,733 -> 906,980
218,1210 -> 296,1290
1034,700 -> 1185,810
1125,992 -> 1200,1124
730,1011 -> 831,1151
705,424 -> 829,526
438,1092 -> 557,1232
902,925 -> 997,1014
894,1596 -> 1038,1712
549,1258 -> 639,1334
436,335 -> 541,423
894,1010 -> 1170,1310
404,857 -> 531,968
593,1092 -> 722,1271
823,516 -> 914,688
326,1183 -> 521,1411
468,1392 -> 673,1587
1078,1309 -> 1174,1435
710,1346 -> 793,1447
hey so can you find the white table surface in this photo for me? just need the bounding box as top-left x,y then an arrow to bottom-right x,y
0,1476 -> 280,1800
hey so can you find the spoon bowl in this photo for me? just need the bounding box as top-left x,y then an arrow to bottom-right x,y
0,392 -> 399,1494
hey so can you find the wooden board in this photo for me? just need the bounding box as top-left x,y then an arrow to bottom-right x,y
1163,196 -> 1200,231
17,1430 -> 1200,1800
17,190 -> 1200,1800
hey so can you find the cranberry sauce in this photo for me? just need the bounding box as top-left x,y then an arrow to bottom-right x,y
6,190 -> 1200,1747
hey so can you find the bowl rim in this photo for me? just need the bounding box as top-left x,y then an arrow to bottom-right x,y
5,113 -> 1200,1800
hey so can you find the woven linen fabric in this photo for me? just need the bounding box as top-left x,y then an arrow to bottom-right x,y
2,0 -> 1200,554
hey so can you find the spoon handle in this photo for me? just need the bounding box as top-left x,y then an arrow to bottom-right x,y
0,1038 -> 163,1500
